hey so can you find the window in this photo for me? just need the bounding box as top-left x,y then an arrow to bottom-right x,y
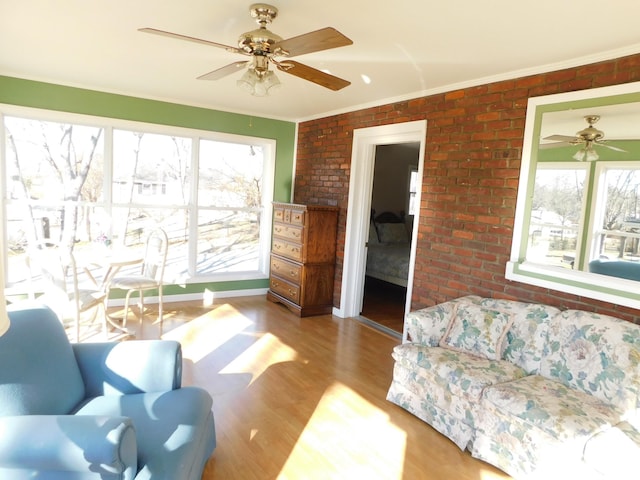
407,167 -> 419,216
3,110 -> 275,291
507,82 -> 640,309
526,165 -> 587,269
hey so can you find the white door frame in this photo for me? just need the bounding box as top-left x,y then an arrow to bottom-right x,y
334,120 -> 426,335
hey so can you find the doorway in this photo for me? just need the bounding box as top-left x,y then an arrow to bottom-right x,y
336,120 -> 426,341
360,143 -> 420,333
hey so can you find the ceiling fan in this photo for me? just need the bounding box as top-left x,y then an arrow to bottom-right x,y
540,115 -> 628,161
139,3 -> 353,96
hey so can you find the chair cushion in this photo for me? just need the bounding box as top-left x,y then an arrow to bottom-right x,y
0,303 -> 85,415
75,387 -> 215,479
110,276 -> 159,290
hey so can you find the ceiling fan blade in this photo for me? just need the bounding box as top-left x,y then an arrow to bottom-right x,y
278,60 -> 350,91
598,142 -> 628,153
197,61 -> 249,81
139,27 -> 244,55
274,27 -> 353,57
543,134 -> 580,143
539,142 -> 574,149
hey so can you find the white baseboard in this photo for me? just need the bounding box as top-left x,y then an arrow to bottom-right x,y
106,288 -> 269,307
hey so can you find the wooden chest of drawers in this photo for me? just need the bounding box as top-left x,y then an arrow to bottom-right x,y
266,202 -> 339,317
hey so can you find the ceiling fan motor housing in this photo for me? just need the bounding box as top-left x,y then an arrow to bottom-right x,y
238,28 -> 283,55
238,4 -> 282,55
576,115 -> 604,142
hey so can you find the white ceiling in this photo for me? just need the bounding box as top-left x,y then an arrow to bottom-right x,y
2,0 -> 640,122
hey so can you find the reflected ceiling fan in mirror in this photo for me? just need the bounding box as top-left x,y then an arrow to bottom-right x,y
540,115 -> 628,161
139,3 -> 352,97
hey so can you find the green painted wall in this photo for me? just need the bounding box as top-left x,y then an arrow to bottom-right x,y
0,75 -> 296,295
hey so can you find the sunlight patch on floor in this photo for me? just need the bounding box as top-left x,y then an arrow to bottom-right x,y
219,332 -> 299,387
279,381 -> 407,479
162,303 -> 252,362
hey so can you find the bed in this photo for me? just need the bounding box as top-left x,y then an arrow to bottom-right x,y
366,211 -> 411,287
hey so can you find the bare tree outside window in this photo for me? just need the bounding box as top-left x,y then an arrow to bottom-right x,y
5,117 -> 104,250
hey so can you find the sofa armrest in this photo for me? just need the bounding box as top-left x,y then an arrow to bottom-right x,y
0,415 -> 137,479
405,295 -> 481,345
73,340 -> 182,396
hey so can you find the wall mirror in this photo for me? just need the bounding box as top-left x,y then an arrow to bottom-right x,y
507,81 -> 640,309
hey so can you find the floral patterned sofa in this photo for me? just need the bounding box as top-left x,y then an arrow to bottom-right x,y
386,295 -> 640,479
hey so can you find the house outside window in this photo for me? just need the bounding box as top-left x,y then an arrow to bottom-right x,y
2,110 -> 275,291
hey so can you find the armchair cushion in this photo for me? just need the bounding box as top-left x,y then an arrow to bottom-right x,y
73,340 -> 182,396
0,303 -> 85,415
76,387 -> 215,480
0,415 -> 137,479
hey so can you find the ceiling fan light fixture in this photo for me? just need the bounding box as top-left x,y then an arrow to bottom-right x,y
236,68 -> 281,96
256,70 -> 281,96
572,145 -> 599,162
572,148 -> 586,161
237,69 -> 259,93
585,146 -> 599,162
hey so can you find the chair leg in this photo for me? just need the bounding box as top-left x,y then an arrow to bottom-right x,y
138,289 -> 144,325
123,290 -> 135,328
100,301 -> 108,339
158,285 -> 163,335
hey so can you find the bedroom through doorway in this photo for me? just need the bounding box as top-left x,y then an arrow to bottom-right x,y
361,142 -> 420,334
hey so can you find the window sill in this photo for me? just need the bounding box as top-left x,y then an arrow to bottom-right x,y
505,260 -> 640,310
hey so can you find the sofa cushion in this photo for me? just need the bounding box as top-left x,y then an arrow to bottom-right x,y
0,303 -> 85,415
474,375 -> 624,478
75,386 -> 215,480
440,303 -> 514,360
540,309 -> 640,413
392,344 -> 526,408
481,375 -> 623,441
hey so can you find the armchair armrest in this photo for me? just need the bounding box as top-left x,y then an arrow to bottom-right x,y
73,340 -> 182,396
0,415 -> 137,479
404,295 -> 481,345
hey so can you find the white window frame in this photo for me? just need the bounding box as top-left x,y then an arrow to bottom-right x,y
1,104 -> 276,288
407,166 -> 419,216
506,81 -> 640,310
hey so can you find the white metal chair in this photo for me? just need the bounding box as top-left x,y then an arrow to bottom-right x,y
107,228 -> 168,331
26,241 -> 107,342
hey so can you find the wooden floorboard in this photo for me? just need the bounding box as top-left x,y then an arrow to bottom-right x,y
361,276 -> 406,334
103,296 -> 511,480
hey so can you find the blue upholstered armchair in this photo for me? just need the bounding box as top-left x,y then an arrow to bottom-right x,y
0,303 -> 216,479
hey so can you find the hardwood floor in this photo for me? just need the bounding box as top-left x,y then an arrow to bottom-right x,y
105,296 -> 511,480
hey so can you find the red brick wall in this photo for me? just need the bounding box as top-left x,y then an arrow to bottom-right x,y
294,54 -> 640,323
